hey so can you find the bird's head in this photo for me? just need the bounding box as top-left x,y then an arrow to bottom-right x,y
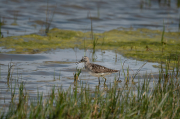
77,56 -> 90,64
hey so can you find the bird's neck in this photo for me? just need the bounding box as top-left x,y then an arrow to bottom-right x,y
84,61 -> 90,66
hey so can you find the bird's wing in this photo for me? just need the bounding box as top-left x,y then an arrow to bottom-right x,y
88,63 -> 118,73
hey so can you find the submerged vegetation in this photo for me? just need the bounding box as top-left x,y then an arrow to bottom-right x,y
0,27 -> 179,67
0,17 -> 3,38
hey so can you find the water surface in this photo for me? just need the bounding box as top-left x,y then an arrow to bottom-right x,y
0,0 -> 179,37
0,49 -> 160,107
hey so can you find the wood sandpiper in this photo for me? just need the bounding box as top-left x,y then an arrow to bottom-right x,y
77,56 -> 118,84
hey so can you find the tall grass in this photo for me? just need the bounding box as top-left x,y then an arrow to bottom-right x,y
0,65 -> 1,80
45,0 -> 56,34
74,68 -> 81,82
179,15 -> 180,31
0,17 -> 2,38
161,21 -> 165,45
90,19 -> 98,55
90,19 -> 98,62
1,60 -> 180,118
7,62 -> 14,88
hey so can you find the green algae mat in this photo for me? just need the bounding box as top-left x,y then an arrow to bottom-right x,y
0,28 -> 180,66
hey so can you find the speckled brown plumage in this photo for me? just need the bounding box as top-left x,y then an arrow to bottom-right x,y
85,63 -> 118,73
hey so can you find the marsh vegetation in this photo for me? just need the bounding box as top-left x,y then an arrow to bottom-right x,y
0,0 -> 180,118
1,27 -> 179,67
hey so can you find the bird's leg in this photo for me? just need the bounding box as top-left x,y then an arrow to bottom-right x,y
98,77 -> 100,84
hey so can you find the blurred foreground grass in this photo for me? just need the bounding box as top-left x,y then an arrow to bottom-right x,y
1,63 -> 180,118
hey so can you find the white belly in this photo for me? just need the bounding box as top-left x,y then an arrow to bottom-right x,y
88,71 -> 112,77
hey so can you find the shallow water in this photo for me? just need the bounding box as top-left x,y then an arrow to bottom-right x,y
0,0 -> 179,37
0,48 -> 159,107
0,0 -> 178,109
